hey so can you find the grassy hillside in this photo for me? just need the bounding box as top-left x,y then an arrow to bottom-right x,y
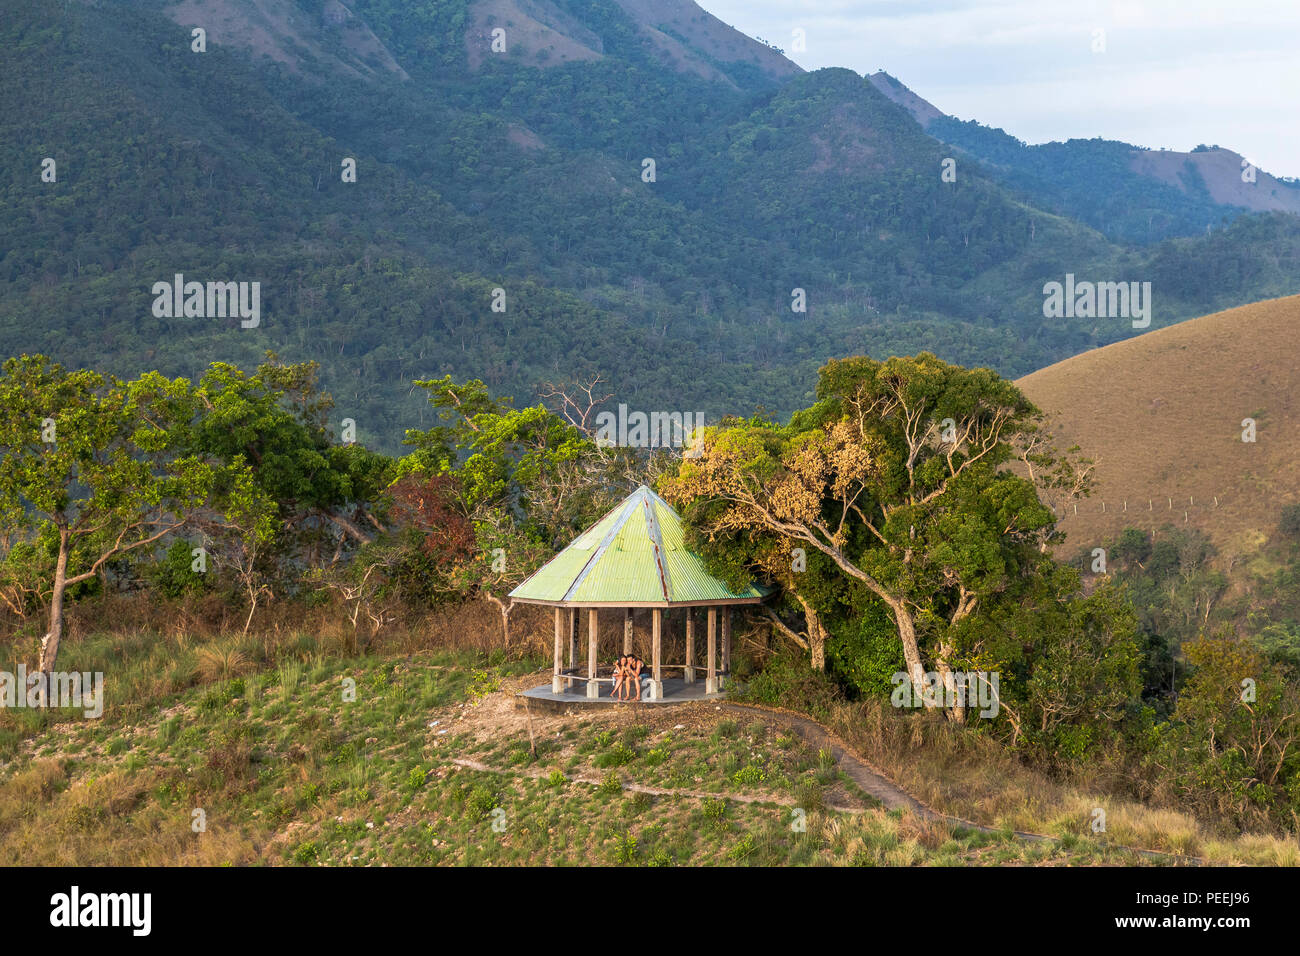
6,634 -> 1292,866
1017,294 -> 1300,557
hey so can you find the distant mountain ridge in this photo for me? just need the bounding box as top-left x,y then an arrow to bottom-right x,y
866,70 -> 1300,244
2,0 -> 1299,452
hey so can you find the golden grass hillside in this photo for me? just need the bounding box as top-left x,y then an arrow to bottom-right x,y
1016,294 -> 1300,557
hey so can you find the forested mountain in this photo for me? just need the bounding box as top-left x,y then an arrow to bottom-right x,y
3,0 -> 1299,450
869,71 -> 1300,245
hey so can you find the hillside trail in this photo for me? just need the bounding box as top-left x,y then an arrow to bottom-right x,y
448,674 -> 1200,864
718,701 -> 1200,865
448,756 -> 868,814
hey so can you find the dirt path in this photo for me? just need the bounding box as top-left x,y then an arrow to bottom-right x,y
442,673 -> 1200,864
448,756 -> 870,814
720,701 -> 1201,865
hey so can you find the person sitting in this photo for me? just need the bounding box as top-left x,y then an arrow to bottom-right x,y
611,655 -> 629,701
628,655 -> 645,701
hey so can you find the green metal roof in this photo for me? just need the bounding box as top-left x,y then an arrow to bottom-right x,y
509,485 -> 768,606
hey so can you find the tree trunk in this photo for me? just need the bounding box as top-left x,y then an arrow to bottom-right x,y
242,593 -> 259,635
938,591 -> 977,723
484,594 -> 511,645
37,528 -> 72,704
935,648 -> 966,724
891,602 -> 934,710
795,596 -> 826,671
809,614 -> 825,672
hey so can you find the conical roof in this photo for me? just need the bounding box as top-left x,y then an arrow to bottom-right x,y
509,485 -> 768,606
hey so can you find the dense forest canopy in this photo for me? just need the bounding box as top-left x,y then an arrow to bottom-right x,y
3,0 -> 1300,454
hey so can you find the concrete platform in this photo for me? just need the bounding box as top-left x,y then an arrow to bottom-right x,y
518,676 -> 726,713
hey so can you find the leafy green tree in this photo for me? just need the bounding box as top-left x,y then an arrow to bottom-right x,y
398,376 -> 622,638
1146,632 -> 1300,825
1280,504 -> 1300,540
0,356 -> 246,681
186,355 -> 393,551
665,353 -> 1095,722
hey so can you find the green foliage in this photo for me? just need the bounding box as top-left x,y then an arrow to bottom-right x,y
1280,504 -> 1300,539
735,650 -> 845,718
0,354 -> 255,666
147,538 -> 210,599
701,797 -> 729,830
593,743 -> 638,769
292,841 -> 320,865
614,829 -> 638,865
1085,525 -> 1232,710
1143,633 -> 1300,828
460,784 -> 500,821
2,1 -> 1298,456
826,600 -> 904,697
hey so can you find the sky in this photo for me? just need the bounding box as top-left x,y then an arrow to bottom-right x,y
701,0 -> 1300,179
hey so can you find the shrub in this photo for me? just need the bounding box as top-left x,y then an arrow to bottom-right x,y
701,797 -> 728,829
595,743 -> 638,768
622,791 -> 651,817
615,830 -> 638,865
736,647 -> 843,718
145,539 -> 211,599
728,833 -> 756,861
292,841 -> 320,865
712,720 -> 738,741
462,784 -> 500,820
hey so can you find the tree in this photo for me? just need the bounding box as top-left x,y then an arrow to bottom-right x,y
186,354 -> 392,559
179,355 -> 392,632
0,356 -> 238,684
398,376 -> 624,640
1147,631 -> 1300,824
664,353 -> 1089,721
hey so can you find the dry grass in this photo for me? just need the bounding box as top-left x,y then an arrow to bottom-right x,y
1017,294 -> 1300,558
825,698 -> 1300,865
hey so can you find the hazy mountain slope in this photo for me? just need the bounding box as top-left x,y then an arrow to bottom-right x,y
611,0 -> 802,87
164,0 -> 410,79
1132,146 -> 1300,215
0,0 -> 773,444
1017,296 -> 1300,555
866,70 -> 943,127
867,72 -> 1300,244
3,0 -> 1300,453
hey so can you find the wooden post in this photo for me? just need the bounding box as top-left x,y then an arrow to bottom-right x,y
684,609 -> 696,684
552,607 -> 564,694
587,608 -> 599,699
650,608 -> 663,700
721,607 -> 732,688
706,607 -> 718,694
623,607 -> 634,655
568,607 -> 578,672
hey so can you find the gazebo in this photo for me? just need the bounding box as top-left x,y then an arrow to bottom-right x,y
510,485 -> 767,701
